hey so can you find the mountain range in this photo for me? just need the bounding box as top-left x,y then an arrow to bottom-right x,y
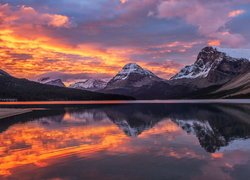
100,46 -> 249,99
0,71 -> 132,101
0,46 -> 249,100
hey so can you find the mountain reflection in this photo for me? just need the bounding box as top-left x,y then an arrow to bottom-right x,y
68,103 -> 250,152
0,103 -> 250,178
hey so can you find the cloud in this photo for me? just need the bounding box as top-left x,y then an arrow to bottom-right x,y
144,60 -> 183,79
120,0 -> 128,4
228,10 -> 245,18
208,40 -> 221,46
0,4 -> 72,28
155,0 -> 247,47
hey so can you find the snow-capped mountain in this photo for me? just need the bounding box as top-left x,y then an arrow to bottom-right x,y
37,77 -> 65,87
171,46 -> 249,80
98,49 -> 250,99
69,79 -> 108,91
105,63 -> 162,90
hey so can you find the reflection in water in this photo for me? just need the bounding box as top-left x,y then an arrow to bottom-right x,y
0,103 -> 250,179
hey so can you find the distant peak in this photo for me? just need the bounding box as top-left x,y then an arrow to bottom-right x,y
69,78 -> 107,90
37,77 -> 65,87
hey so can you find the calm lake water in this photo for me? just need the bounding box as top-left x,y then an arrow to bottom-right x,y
0,101 -> 250,180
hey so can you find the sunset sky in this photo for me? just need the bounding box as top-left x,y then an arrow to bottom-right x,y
0,0 -> 250,83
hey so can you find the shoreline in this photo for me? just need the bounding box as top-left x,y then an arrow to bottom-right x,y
0,108 -> 33,119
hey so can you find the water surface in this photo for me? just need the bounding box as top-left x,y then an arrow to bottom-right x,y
0,102 -> 250,180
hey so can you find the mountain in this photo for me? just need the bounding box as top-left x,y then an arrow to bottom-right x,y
178,47 -> 250,99
69,79 -> 107,91
106,63 -> 162,88
171,46 -> 249,88
102,63 -> 163,95
0,71 -> 133,101
100,47 -> 249,99
37,77 -> 65,87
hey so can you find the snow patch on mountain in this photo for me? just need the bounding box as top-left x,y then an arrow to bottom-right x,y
171,63 -> 213,80
69,79 -> 108,91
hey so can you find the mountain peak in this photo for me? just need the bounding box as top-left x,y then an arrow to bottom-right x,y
171,46 -> 249,80
104,63 -> 161,90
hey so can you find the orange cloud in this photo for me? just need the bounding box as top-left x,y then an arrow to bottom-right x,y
208,40 -> 221,46
228,10 -> 245,18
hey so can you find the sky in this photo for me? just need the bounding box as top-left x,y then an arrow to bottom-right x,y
0,0 -> 250,83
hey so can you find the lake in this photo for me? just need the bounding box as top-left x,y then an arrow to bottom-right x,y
0,101 -> 250,180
